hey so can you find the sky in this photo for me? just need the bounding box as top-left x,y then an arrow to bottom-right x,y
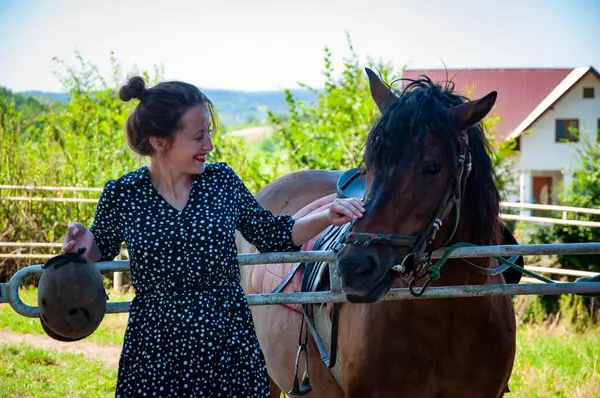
0,0 -> 599,93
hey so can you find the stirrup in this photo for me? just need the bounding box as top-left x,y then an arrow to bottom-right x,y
288,343 -> 312,395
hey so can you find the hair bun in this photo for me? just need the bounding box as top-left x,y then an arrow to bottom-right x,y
119,76 -> 147,102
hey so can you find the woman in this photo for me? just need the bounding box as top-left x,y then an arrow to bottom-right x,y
62,76 -> 364,397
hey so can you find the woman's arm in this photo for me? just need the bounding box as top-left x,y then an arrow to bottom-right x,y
290,198 -> 364,246
88,180 -> 124,261
228,163 -> 364,252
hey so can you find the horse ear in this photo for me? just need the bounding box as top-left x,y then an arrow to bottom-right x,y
448,91 -> 497,131
365,67 -> 396,113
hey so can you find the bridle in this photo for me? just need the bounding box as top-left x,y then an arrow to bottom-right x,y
341,133 -> 472,296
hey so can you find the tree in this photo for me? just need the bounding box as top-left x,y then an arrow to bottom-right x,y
267,35 -> 402,172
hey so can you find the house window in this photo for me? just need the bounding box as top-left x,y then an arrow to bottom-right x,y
556,119 -> 579,142
583,87 -> 595,98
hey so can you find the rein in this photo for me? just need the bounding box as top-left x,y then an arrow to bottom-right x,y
342,134 -> 472,296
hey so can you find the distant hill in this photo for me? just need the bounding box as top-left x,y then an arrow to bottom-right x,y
1,87 -> 56,120
201,88 -> 319,126
20,90 -> 71,104
18,88 -> 320,127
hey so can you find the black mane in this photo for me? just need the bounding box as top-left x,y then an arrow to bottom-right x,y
362,76 -> 503,246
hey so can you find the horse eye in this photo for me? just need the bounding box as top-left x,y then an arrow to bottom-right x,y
424,162 -> 441,175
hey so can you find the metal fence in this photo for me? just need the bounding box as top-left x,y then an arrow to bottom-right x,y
2,243 -> 600,319
2,186 -> 600,317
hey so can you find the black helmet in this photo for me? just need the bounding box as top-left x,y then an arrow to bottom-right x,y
37,248 -> 108,341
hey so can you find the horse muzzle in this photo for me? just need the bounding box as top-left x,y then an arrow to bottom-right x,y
343,270 -> 395,303
337,244 -> 398,303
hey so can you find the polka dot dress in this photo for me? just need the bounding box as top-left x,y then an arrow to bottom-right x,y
89,162 -> 300,397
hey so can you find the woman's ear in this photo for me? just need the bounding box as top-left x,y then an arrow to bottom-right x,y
149,136 -> 167,153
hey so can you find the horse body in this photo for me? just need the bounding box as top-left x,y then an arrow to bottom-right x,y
338,279 -> 515,397
238,69 -> 516,397
240,172 -> 515,397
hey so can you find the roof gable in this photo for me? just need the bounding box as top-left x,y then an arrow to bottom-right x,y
400,68 -> 574,141
507,67 -> 600,141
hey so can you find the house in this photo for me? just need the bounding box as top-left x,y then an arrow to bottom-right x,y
402,66 -> 600,216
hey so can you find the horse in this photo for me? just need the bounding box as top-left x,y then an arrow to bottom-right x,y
238,68 -> 517,397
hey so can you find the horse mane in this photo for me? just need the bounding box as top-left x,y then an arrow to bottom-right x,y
362,75 -> 503,246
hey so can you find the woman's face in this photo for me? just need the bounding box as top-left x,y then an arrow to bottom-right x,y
152,104 -> 214,175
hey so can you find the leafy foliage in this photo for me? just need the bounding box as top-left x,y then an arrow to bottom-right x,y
268,38 -> 402,171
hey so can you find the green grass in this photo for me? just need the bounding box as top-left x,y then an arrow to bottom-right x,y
0,343 -> 117,398
2,288 -> 599,397
510,325 -> 600,397
0,286 -> 132,346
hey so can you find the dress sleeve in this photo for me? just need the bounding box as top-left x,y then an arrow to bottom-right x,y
226,165 -> 301,253
89,180 -> 124,261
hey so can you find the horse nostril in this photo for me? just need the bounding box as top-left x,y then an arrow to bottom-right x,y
354,255 -> 378,278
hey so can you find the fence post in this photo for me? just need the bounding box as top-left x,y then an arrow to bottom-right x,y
113,271 -> 123,293
329,261 -> 342,293
113,247 -> 126,293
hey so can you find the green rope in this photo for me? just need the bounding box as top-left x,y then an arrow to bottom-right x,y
574,274 -> 600,297
427,242 -> 476,281
423,242 -> 600,297
494,256 -> 555,284
575,274 -> 600,283
429,242 -> 562,284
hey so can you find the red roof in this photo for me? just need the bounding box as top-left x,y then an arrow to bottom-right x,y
400,68 -> 574,140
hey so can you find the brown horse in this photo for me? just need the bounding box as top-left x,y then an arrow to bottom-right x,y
238,69 -> 516,397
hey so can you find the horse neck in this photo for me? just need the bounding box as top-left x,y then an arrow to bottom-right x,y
437,199 -> 498,281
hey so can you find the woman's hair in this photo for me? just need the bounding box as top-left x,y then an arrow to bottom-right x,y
118,76 -> 218,156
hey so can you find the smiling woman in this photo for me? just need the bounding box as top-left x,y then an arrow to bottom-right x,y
119,76 -> 218,173
57,75 -> 364,397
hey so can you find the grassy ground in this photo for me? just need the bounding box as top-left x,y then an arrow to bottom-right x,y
1,287 -> 599,397
0,344 -> 117,398
510,326 -> 600,397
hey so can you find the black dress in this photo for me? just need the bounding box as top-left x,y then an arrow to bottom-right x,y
89,162 -> 300,397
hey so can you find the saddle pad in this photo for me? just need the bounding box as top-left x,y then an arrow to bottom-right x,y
250,193 -> 337,312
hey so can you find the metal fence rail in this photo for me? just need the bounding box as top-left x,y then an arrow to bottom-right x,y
4,186 -> 599,214
525,266 -> 597,278
1,243 -> 599,318
0,242 -> 63,248
501,214 -> 600,227
0,185 -> 103,192
500,201 -> 600,215
0,196 -> 98,203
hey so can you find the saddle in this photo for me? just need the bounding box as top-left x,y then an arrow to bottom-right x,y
250,168 -> 366,306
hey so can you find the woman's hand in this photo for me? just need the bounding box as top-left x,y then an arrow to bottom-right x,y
62,222 -> 95,255
326,197 -> 365,226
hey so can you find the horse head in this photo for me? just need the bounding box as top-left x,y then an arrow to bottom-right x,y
337,68 -> 504,303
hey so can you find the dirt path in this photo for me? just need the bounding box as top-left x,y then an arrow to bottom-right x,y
0,330 -> 121,368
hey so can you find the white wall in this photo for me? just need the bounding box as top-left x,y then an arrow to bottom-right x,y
516,73 -> 600,173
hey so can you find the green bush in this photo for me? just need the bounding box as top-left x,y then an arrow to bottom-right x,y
267,37 -> 400,171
